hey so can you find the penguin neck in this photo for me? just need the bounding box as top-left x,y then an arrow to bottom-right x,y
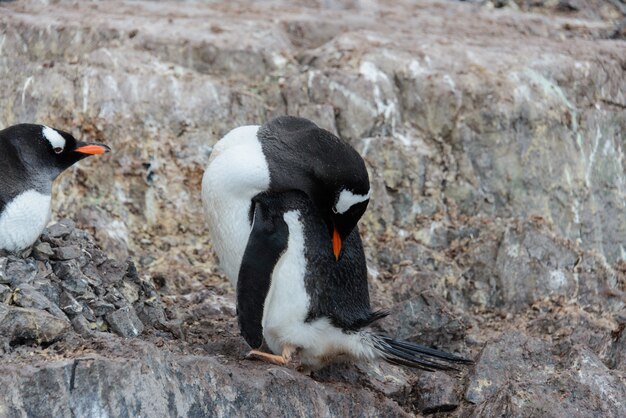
20,169 -> 55,195
13,146 -> 60,193
1,162 -> 54,204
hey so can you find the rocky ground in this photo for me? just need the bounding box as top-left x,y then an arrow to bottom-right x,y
0,0 -> 625,417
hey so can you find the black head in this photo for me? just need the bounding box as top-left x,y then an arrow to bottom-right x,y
0,124 -> 110,181
258,116 -> 370,261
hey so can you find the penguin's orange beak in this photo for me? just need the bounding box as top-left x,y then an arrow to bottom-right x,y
75,143 -> 111,155
332,226 -> 342,261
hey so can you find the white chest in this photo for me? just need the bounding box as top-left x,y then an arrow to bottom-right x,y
261,210 -> 315,353
260,210 -> 374,367
201,125 -> 270,283
0,190 -> 51,252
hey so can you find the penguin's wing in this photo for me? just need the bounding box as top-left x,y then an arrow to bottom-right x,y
237,194 -> 289,349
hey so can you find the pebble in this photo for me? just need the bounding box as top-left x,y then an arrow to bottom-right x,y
52,245 -> 82,261
32,242 -> 54,260
106,306 -> 145,337
0,220 -> 165,346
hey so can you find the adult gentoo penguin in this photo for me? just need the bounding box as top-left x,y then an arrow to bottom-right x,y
202,116 -> 471,371
0,124 -> 110,253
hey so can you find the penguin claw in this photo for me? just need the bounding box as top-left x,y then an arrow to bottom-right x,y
286,353 -> 302,370
281,344 -> 303,370
245,350 -> 287,366
245,345 -> 304,371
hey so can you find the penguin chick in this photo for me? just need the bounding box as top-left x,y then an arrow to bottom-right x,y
237,191 -> 473,372
0,124 -> 110,252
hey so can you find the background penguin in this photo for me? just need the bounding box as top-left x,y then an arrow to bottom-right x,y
202,116 -> 371,284
237,190 -> 472,371
0,123 -> 110,253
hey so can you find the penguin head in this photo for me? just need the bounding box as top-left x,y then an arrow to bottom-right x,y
329,186 -> 370,259
5,124 -> 110,179
312,163 -> 370,262
258,116 -> 371,261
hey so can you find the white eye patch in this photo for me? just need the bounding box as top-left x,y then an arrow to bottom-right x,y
334,189 -> 371,214
42,126 -> 66,153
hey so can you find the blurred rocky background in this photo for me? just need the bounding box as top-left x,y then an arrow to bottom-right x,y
0,0 -> 625,416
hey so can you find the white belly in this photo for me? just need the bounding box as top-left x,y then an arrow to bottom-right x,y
262,210 -> 311,350
201,125 -> 270,283
262,210 -> 375,368
0,190 -> 51,252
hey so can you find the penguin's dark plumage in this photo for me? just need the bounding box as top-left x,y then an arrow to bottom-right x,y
202,116 -> 371,282
0,124 -> 109,252
236,191 -> 471,371
202,116 -> 472,371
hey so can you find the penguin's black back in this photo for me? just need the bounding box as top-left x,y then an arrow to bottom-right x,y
257,116 -> 370,199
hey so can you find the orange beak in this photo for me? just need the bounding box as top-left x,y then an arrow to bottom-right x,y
332,226 -> 342,261
74,144 -> 111,155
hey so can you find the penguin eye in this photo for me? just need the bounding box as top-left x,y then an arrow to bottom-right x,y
53,147 -> 63,154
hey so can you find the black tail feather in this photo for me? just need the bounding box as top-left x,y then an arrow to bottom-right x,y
382,344 -> 459,372
383,337 -> 474,364
374,335 -> 473,372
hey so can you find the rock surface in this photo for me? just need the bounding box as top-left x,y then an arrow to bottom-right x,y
0,0 -> 625,417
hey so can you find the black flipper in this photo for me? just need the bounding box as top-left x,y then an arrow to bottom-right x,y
374,335 -> 473,372
236,194 -> 289,349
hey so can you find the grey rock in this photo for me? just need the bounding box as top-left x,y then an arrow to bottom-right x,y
608,322 -> 626,370
0,257 -> 7,284
357,362 -> 414,404
32,242 -> 55,260
0,306 -> 70,346
52,245 -> 82,261
493,223 -> 579,310
0,284 -> 11,304
376,291 -> 468,350
466,332 -> 626,417
136,304 -> 167,327
104,287 -> 128,308
33,279 -> 61,306
97,260 -> 127,285
43,220 -> 74,240
118,281 -> 139,304
71,315 -> 94,336
415,371 -> 461,414
88,300 -> 116,317
79,303 -> 97,322
11,284 -> 68,320
0,221 -> 165,352
466,332 -> 556,405
0,341 -> 410,418
59,291 -> 83,316
55,262 -> 91,295
106,307 -> 144,338
81,264 -> 103,288
3,258 -> 38,286
451,219 -> 625,313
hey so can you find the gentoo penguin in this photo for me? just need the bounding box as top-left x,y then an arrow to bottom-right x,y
0,124 -> 110,253
202,116 -> 471,371
237,190 -> 470,370
202,116 -> 371,284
